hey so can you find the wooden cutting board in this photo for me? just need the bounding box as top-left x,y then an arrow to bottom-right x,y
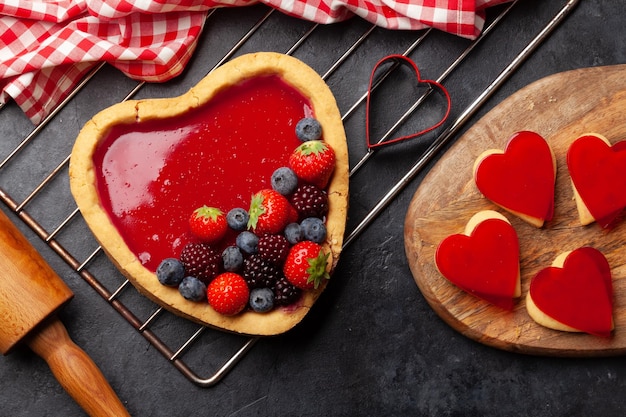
404,64 -> 626,357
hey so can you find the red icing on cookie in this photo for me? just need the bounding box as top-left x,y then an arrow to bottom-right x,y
529,247 -> 613,337
567,134 -> 626,228
93,75 -> 309,272
474,131 -> 555,224
435,217 -> 520,310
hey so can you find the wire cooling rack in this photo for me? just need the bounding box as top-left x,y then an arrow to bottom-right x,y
0,0 -> 579,386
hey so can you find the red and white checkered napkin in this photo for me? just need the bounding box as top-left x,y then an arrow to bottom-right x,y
1,0 -> 510,125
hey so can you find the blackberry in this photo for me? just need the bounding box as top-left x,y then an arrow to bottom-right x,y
257,234 -> 290,265
290,184 -> 329,220
243,254 -> 283,289
273,275 -> 302,306
180,242 -> 221,284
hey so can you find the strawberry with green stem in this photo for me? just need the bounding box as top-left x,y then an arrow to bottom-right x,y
189,206 -> 227,244
289,140 -> 336,189
247,189 -> 292,234
283,241 -> 330,290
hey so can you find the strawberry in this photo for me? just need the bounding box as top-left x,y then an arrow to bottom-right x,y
289,140 -> 336,189
189,206 -> 227,244
207,272 -> 250,316
283,241 -> 330,290
247,189 -> 292,234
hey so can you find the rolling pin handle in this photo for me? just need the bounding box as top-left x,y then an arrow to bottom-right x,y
26,316 -> 131,417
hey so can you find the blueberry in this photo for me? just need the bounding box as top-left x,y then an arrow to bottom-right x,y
178,276 -> 207,302
226,207 -> 249,231
295,117 -> 322,142
156,258 -> 185,287
300,217 -> 326,243
222,245 -> 244,271
249,288 -> 274,313
271,167 -> 298,195
284,222 -> 302,245
236,231 -> 259,254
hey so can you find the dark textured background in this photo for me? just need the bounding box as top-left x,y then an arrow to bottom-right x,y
1,1 -> 625,416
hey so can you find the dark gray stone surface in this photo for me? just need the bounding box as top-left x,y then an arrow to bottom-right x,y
1,1 -> 625,416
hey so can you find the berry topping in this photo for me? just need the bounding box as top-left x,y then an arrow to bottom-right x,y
222,245 -> 244,272
284,222 -> 302,245
273,275 -> 302,306
257,234 -> 290,265
300,217 -> 327,243
179,242 -> 221,284
249,288 -> 275,313
226,207 -> 249,231
247,189 -> 293,234
156,258 -> 185,287
271,167 -> 299,196
207,272 -> 250,316
283,241 -> 330,290
289,140 -> 335,189
189,206 -> 227,244
290,184 -> 329,220
243,254 -> 283,289
178,276 -> 207,302
236,230 -> 259,255
295,117 -> 322,142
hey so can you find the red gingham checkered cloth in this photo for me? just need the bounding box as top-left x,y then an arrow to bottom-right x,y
1,0 -> 510,124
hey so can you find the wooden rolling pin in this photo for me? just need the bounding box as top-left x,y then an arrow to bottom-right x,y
0,209 -> 130,416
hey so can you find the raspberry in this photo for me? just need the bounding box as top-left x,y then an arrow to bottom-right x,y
289,184 -> 329,220
273,275 -> 302,306
257,234 -> 290,265
243,254 -> 283,289
180,242 -> 221,284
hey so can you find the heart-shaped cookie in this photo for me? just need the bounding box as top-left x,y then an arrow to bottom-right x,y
366,54 -> 451,149
567,133 -> 626,228
435,210 -> 521,310
69,52 -> 349,336
526,247 -> 613,338
473,131 -> 556,228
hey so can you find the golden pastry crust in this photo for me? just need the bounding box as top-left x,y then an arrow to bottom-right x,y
69,52 -> 349,336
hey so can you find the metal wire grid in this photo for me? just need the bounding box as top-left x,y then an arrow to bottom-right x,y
0,0 -> 578,387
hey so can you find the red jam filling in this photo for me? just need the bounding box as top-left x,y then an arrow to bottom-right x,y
94,75 -> 312,272
474,131 -> 555,222
435,218 -> 519,310
529,247 -> 613,337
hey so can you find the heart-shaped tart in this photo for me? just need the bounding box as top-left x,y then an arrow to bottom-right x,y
69,52 -> 349,336
434,210 -> 521,310
526,247 -> 614,338
473,131 -> 556,228
567,133 -> 626,228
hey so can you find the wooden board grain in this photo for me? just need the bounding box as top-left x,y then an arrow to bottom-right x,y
404,64 -> 626,356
